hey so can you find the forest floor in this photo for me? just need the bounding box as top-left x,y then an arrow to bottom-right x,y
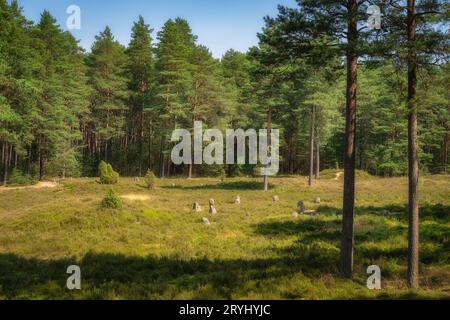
0,171 -> 449,300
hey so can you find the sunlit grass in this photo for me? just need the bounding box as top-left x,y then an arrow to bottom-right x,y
0,174 -> 448,299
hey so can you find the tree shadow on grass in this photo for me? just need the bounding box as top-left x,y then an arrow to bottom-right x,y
253,204 -> 449,265
0,205 -> 446,299
0,252 -> 341,300
162,181 -> 274,190
317,203 -> 449,222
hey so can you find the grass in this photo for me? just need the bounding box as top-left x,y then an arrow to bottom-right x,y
0,173 -> 448,300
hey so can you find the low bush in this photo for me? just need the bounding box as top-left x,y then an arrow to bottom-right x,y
98,161 -> 119,185
101,188 -> 122,209
144,170 -> 157,189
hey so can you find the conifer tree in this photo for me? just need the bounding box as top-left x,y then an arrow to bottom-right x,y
260,0 -> 385,277
127,16 -> 155,176
87,27 -> 129,165
155,18 -> 196,177
382,0 -> 448,289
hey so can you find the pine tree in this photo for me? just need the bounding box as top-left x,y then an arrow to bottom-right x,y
220,50 -> 256,176
87,26 -> 129,166
127,16 -> 155,176
0,0 -> 40,184
155,18 -> 196,177
32,11 -> 88,180
260,0 -> 386,277
383,0 -> 448,289
248,44 -> 293,190
186,45 -> 224,178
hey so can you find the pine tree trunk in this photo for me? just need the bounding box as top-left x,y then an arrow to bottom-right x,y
309,105 -> 315,186
340,0 -> 358,278
1,143 -> 4,185
39,151 -> 45,181
407,0 -> 420,289
315,139 -> 320,180
14,147 -> 17,168
166,156 -> 171,178
104,140 -> 108,162
147,118 -> 153,171
444,132 -> 448,173
188,164 -> 193,179
27,145 -> 32,173
160,155 -> 165,179
160,137 -> 165,179
263,108 -> 272,191
139,107 -> 144,177
3,143 -> 8,186
188,116 -> 196,179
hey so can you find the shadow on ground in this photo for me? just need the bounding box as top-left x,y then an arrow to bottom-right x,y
0,204 -> 447,299
162,181 -> 275,190
254,203 -> 449,264
0,252 -> 338,299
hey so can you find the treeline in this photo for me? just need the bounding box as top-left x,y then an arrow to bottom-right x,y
0,0 -> 448,186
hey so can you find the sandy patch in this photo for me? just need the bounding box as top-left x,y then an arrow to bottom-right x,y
121,194 -> 151,201
0,181 -> 58,192
334,172 -> 343,180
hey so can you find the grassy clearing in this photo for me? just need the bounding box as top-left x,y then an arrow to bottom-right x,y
0,174 -> 448,299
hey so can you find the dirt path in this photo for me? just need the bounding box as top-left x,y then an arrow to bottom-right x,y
0,181 -> 58,192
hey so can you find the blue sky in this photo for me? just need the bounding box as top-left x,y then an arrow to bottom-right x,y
15,0 -> 298,58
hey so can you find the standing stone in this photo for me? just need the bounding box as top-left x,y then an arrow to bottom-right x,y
273,195 -> 279,202
315,197 -> 321,205
297,201 -> 305,213
209,206 -> 217,215
202,217 -> 211,225
235,196 -> 241,205
192,202 -> 202,212
209,199 -> 217,214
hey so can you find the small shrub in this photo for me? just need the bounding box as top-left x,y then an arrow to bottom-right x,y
8,169 -> 37,186
98,161 -> 119,184
144,170 -> 157,189
101,188 -> 122,209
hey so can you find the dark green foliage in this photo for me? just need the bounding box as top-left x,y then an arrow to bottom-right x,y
197,164 -> 226,178
46,148 -> 82,178
98,161 -> 119,185
127,16 -> 155,176
101,188 -> 122,209
7,169 -> 37,186
0,0 -> 447,183
87,26 -> 129,164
